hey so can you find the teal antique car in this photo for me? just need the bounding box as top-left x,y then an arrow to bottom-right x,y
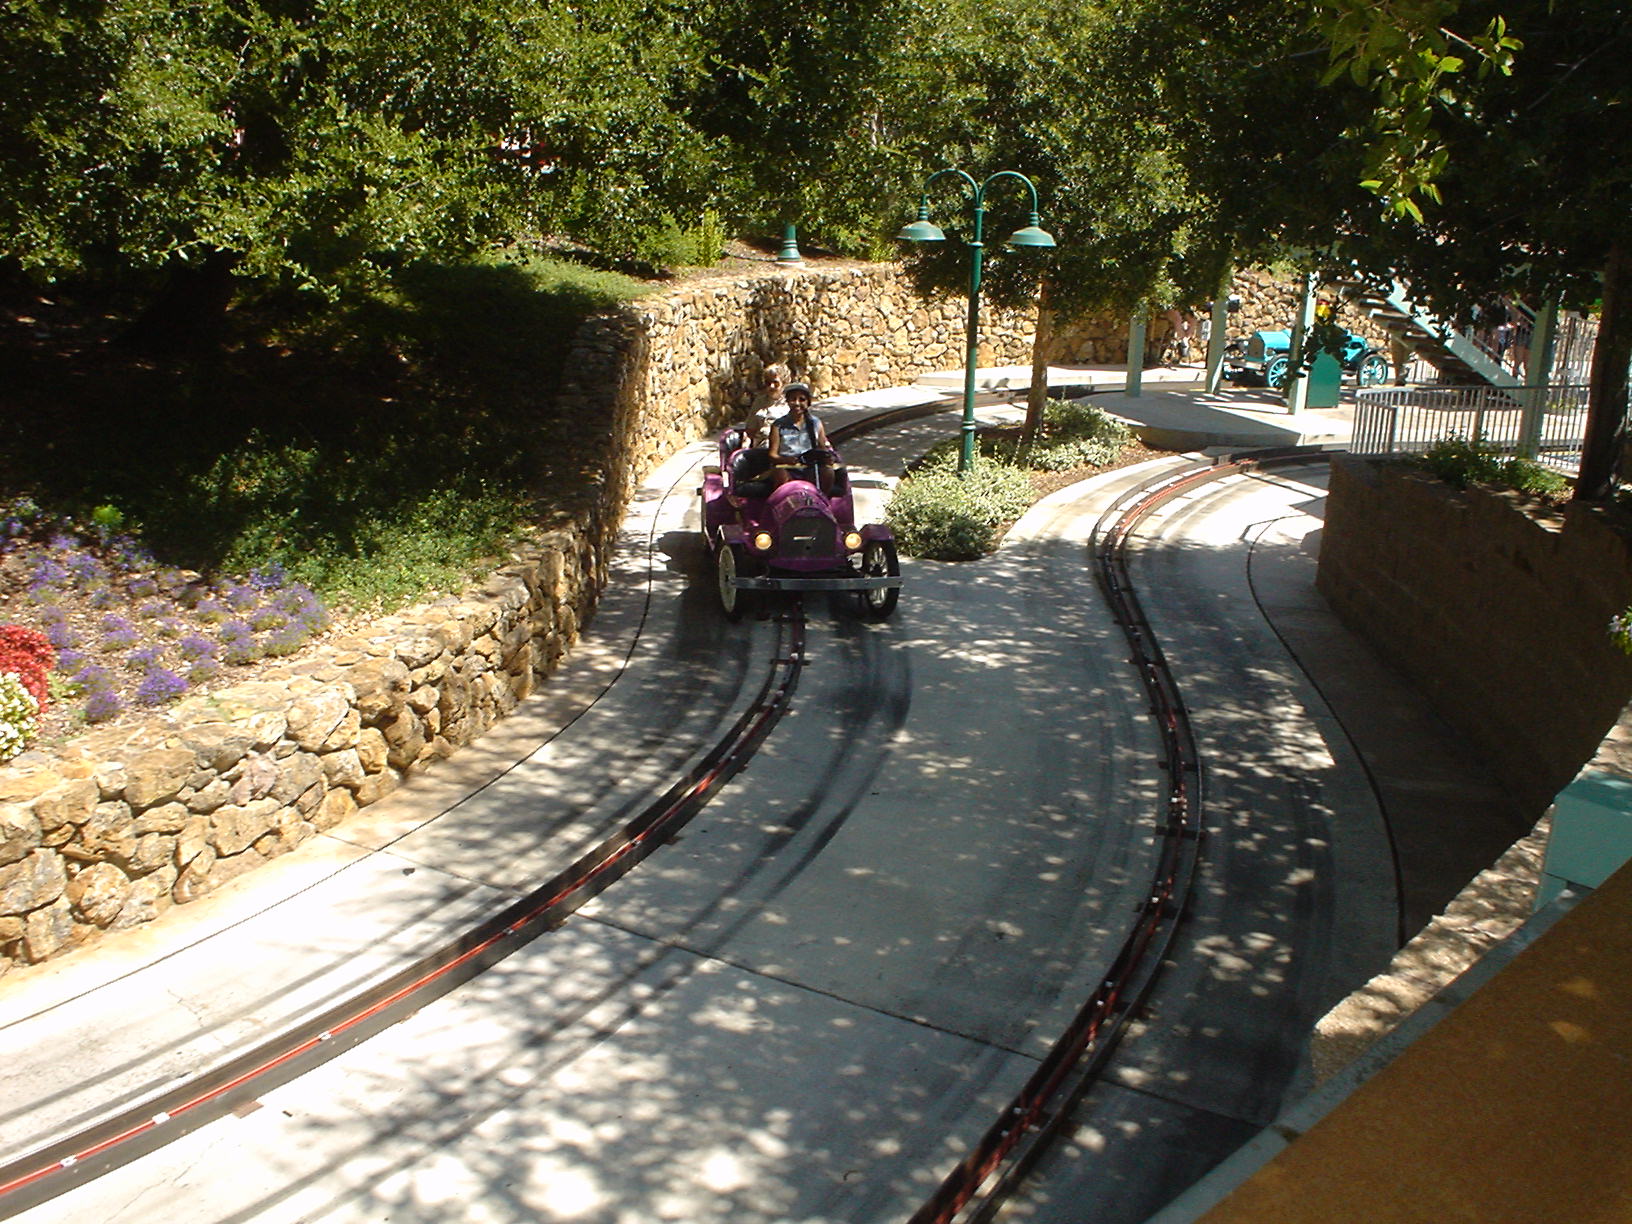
1227,329 -> 1389,390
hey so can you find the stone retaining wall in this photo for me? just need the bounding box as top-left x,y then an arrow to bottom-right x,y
0,259 -> 1358,972
0,259 -> 1145,974
1316,456 -> 1632,817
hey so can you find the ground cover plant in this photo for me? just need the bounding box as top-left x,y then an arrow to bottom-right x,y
0,248 -> 651,752
886,399 -> 1141,560
0,499 -> 334,750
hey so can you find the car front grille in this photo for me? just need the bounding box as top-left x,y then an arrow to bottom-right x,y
779,513 -> 836,560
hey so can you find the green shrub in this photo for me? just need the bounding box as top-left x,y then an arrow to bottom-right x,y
1006,400 -> 1133,472
920,400 -> 1133,474
633,211 -> 727,269
1416,434 -> 1570,498
885,455 -> 1036,560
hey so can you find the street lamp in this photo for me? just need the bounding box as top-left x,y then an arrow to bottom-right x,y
898,169 -> 1055,473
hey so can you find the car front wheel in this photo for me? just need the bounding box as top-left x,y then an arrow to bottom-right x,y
856,539 -> 899,621
716,543 -> 752,621
1358,353 -> 1389,386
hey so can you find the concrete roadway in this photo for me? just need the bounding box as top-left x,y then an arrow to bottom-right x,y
1,391 -> 1419,1223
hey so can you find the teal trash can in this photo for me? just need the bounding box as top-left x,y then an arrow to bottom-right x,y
1536,769 -> 1632,910
1305,350 -> 1342,408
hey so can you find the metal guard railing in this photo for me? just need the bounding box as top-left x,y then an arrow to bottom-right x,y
1351,382 -> 1592,470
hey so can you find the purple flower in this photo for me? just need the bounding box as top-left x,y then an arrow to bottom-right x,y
219,618 -> 253,641
136,599 -> 171,620
261,624 -> 310,657
223,583 -> 258,611
114,537 -> 154,569
193,598 -> 228,624
222,636 -> 261,665
77,663 -> 115,691
250,608 -> 289,632
47,532 -> 78,552
57,649 -> 87,675
249,561 -> 288,591
100,614 -> 139,651
155,617 -> 185,639
176,634 -> 218,661
276,585 -> 329,630
45,621 -> 81,649
135,667 -> 188,706
29,556 -> 69,588
127,575 -> 159,599
37,604 -> 68,624
127,643 -> 165,669
188,658 -> 223,683
83,689 -> 125,723
66,552 -> 106,584
88,588 -> 118,609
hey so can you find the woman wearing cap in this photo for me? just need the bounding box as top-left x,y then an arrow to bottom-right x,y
768,382 -> 836,493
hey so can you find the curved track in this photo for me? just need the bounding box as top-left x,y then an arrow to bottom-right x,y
0,421 -> 1403,1224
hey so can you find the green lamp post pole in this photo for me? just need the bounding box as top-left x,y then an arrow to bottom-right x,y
898,169 -> 1055,473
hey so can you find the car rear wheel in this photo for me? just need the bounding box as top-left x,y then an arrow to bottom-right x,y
856,539 -> 899,621
1358,353 -> 1389,386
1264,355 -> 1290,390
716,543 -> 753,621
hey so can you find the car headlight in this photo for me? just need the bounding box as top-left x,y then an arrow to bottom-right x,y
752,531 -> 775,552
844,531 -> 863,552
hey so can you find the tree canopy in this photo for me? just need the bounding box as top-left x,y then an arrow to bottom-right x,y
1310,0 -> 1632,499
4,0 -> 1626,499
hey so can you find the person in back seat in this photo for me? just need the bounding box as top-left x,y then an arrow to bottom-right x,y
748,362 -> 790,445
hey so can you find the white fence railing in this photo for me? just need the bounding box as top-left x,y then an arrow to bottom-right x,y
1351,383 -> 1592,469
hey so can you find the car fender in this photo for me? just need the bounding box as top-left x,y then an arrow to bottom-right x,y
717,523 -> 750,548
860,524 -> 894,544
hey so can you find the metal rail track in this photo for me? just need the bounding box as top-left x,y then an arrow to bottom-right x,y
0,398 -> 955,1218
908,446 -> 1339,1224
0,567 -> 808,1220
0,400 -> 1337,1223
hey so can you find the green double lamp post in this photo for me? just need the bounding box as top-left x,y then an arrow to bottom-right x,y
897,169 -> 1056,473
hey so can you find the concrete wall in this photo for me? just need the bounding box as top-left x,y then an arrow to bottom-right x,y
1316,455 -> 1632,816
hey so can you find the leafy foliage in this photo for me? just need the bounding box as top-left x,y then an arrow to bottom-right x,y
999,400 -> 1133,472
885,455 -> 1036,561
1308,0 -> 1632,499
1415,435 -> 1569,498
3,251 -> 650,614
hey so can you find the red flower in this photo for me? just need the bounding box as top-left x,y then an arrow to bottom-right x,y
0,624 -> 55,712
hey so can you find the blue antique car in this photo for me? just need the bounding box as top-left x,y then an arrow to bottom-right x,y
1227,329 -> 1389,390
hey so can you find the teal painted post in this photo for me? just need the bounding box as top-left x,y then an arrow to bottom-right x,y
1205,295 -> 1231,394
1284,273 -> 1317,414
777,224 -> 804,267
1519,301 -> 1558,458
1125,315 -> 1146,397
959,202 -> 987,473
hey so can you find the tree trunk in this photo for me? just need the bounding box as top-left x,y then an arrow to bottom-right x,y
1023,277 -> 1055,448
1576,238 -> 1632,502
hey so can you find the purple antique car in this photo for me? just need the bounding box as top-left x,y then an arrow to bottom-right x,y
699,427 -> 901,621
